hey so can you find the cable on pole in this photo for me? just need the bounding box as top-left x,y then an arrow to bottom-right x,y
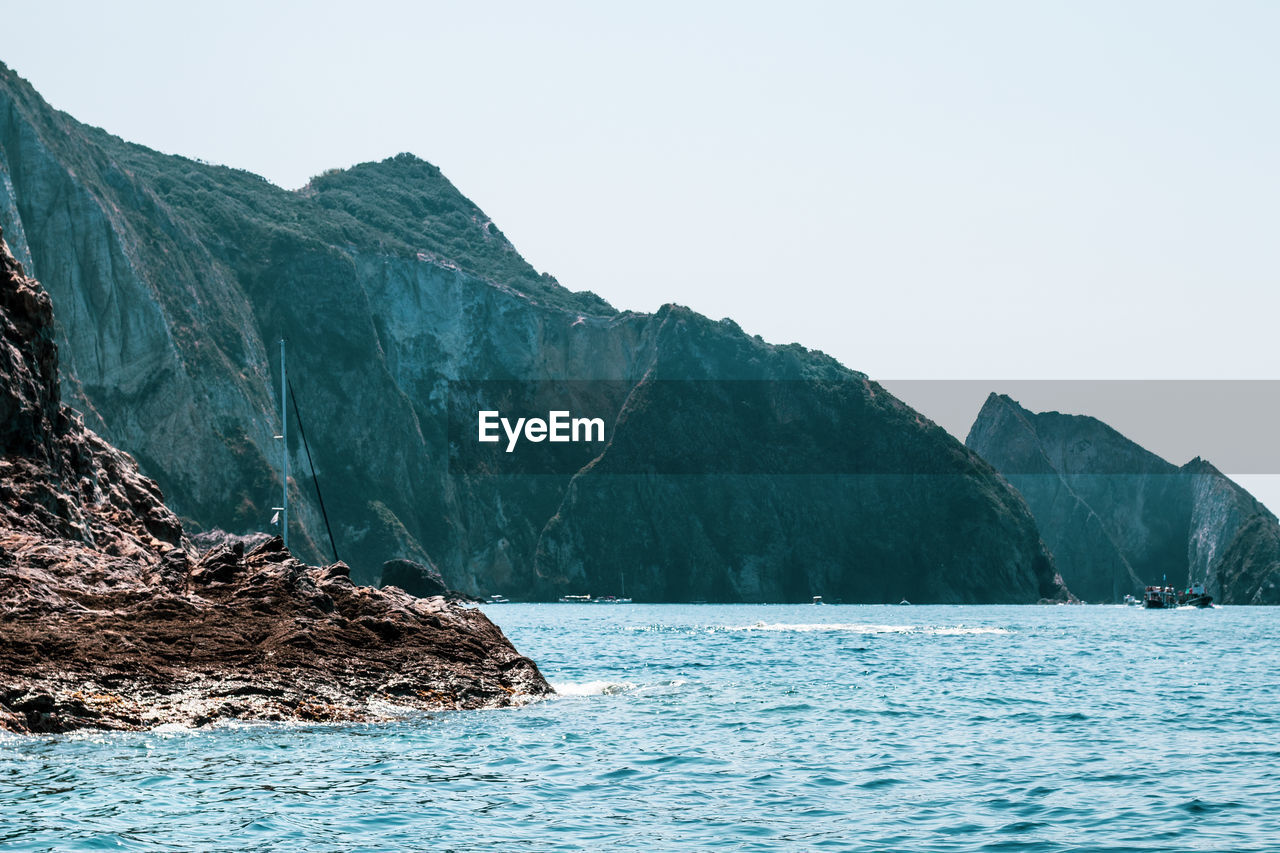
287,378 -> 340,564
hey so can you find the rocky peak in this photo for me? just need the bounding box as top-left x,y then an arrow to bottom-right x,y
0,224 -> 184,569
967,393 -> 1280,603
0,227 -> 58,459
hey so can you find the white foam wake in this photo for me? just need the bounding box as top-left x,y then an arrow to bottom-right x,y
549,680 -> 636,696
723,622 -> 1011,636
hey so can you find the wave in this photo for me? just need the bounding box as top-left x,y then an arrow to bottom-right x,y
722,622 -> 1011,636
547,678 -> 690,699
549,680 -> 636,696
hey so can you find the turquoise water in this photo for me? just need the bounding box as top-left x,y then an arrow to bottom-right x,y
2,604 -> 1278,851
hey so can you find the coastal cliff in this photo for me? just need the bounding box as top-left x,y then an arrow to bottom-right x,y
966,393 -> 1280,604
0,227 -> 550,733
0,62 -> 1065,603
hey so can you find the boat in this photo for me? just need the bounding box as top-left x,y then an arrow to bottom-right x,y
558,594 -> 592,603
1177,582 -> 1213,608
812,595 -> 825,605
486,594 -> 510,604
1123,594 -> 1140,606
1143,582 -> 1214,609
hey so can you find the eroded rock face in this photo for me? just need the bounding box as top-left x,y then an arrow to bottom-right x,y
380,557 -> 448,598
1,537 -> 548,733
0,227 -> 550,733
966,393 -> 1280,604
0,62 -> 1064,603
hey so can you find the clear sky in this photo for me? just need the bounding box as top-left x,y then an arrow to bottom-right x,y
3,1 -> 1279,497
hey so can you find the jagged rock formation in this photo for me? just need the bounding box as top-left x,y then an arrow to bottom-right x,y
0,62 -> 1065,603
381,557 -> 451,599
188,528 -> 272,553
967,393 -> 1280,604
0,228 -> 550,733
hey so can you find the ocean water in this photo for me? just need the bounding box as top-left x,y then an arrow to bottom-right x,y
2,604 -> 1278,852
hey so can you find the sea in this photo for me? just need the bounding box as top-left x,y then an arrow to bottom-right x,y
2,604 -> 1277,852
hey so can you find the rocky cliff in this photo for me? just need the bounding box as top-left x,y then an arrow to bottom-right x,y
966,393 -> 1280,604
0,62 -> 1066,603
0,227 -> 550,732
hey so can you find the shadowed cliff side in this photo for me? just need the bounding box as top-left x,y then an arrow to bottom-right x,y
0,227 -> 550,733
966,393 -> 1280,604
535,313 -> 1067,604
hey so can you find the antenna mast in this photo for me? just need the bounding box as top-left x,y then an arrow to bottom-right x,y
280,338 -> 288,549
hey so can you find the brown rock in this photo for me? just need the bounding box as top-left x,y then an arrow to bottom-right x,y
0,227 -> 551,733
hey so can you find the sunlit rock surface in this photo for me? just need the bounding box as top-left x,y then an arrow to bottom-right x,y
0,227 -> 550,733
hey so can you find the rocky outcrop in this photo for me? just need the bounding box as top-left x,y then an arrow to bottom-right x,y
381,557 -> 452,599
0,226 -> 550,733
0,62 -> 1064,603
966,393 -> 1280,604
189,528 -> 273,553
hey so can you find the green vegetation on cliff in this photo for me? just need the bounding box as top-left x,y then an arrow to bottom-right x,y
0,60 -> 1065,602
0,60 -> 608,314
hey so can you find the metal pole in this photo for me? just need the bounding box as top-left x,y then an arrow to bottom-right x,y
281,338 -> 288,549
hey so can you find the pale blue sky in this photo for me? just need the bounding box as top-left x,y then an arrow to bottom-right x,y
3,1 -> 1279,497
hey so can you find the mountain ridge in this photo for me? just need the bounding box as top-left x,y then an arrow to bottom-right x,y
0,60 -> 1066,603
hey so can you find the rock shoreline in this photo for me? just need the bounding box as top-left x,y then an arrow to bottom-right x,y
1,536 -> 549,734
0,227 -> 551,734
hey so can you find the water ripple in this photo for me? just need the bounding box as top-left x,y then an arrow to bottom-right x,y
2,603 -> 1277,852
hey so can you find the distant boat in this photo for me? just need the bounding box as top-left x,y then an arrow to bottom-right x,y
558,594 -> 592,603
486,594 -> 509,604
1143,582 -> 1213,609
812,595 -> 825,606
1177,582 -> 1213,608
899,599 -> 911,606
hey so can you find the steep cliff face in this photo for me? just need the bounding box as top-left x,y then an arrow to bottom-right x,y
0,227 -> 550,732
0,224 -> 185,584
0,62 -> 1065,602
535,312 -> 1063,603
1183,458 -> 1280,604
967,393 -> 1280,604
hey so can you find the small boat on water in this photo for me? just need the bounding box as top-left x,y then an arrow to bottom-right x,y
811,595 -> 825,606
1143,582 -> 1213,609
1178,582 -> 1213,608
